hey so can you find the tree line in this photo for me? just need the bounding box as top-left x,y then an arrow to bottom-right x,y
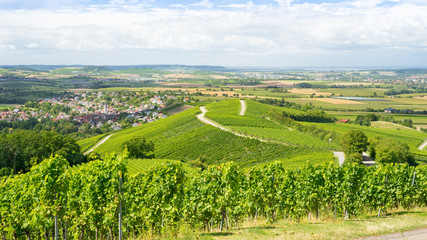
0,130 -> 85,175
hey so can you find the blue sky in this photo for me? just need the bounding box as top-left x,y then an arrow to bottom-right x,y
0,0 -> 426,67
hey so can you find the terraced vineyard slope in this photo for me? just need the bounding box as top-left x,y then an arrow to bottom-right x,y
81,100 -> 336,172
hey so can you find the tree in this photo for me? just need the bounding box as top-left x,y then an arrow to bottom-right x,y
0,130 -> 84,174
340,130 -> 368,164
374,139 -> 415,165
122,136 -> 154,159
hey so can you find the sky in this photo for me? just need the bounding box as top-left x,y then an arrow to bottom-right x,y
0,0 -> 426,67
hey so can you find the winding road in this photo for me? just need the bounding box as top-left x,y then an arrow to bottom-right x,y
333,151 -> 345,166
84,133 -> 115,155
197,106 -> 252,139
418,139 -> 427,150
239,100 -> 246,116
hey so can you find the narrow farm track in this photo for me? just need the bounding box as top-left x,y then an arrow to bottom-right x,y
333,151 -> 345,166
197,106 -> 254,139
84,133 -> 115,155
361,228 -> 427,240
265,117 -> 293,131
239,100 -> 246,116
197,106 -> 296,146
418,139 -> 427,150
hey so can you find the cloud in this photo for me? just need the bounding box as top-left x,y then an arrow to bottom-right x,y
0,0 -> 427,66
25,42 -> 39,48
190,0 -> 214,8
273,0 -> 294,7
170,4 -> 187,8
0,44 -> 16,50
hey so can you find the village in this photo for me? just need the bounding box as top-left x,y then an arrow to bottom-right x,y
0,90 -> 182,131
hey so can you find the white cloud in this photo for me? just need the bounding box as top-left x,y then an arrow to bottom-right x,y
0,44 -> 16,50
170,4 -> 187,8
190,0 -> 213,8
0,1 -> 426,66
273,0 -> 294,7
25,42 -> 39,48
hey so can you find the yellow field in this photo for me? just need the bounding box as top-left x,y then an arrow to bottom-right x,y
209,74 -> 229,79
289,89 -> 331,96
327,82 -> 377,86
371,121 -> 414,130
162,74 -> 195,78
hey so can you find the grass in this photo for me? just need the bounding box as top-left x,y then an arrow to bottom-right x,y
127,159 -> 172,175
82,99 -> 338,175
301,121 -> 427,152
322,88 -> 388,97
175,208 -> 427,240
328,111 -> 427,126
91,107 -> 312,167
236,89 -> 306,98
287,97 -> 427,111
370,121 -> 414,130
78,133 -> 110,153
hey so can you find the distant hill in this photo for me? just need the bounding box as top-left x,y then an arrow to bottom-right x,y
0,64 -> 232,72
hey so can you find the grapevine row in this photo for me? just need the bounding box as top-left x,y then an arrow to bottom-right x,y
0,155 -> 426,239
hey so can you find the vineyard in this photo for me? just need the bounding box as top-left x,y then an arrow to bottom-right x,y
78,98 -> 427,175
205,99 -> 339,152
85,100 -> 334,169
1,154 -> 426,239
301,121 -> 427,152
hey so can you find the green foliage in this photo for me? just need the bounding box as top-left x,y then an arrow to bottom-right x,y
93,106 -> 313,167
269,108 -> 336,123
122,136 -> 154,159
373,138 -> 415,165
340,130 -> 368,155
0,130 -> 84,174
346,152 -> 364,164
2,158 -> 427,239
296,82 -> 313,88
268,109 -> 338,147
302,121 -> 425,152
355,114 -> 378,126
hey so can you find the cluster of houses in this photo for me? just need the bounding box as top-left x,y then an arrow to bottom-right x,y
0,91 -> 180,130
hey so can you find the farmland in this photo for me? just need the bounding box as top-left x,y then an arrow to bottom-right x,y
2,155 -> 427,239
2,65 -> 427,240
85,99 -> 345,170
78,94 -> 427,174
90,105 -> 327,168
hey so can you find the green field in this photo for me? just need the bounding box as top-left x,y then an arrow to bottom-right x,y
287,97 -> 427,111
182,208 -> 427,240
78,133 -> 110,153
127,158 -> 171,175
89,106 -> 323,168
322,88 -> 388,97
301,121 -> 426,152
80,99 -> 338,172
78,97 -> 427,174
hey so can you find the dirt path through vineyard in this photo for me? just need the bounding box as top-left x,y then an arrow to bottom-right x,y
361,228 -> 427,240
84,133 -> 115,155
239,100 -> 246,116
333,151 -> 345,166
418,139 -> 427,150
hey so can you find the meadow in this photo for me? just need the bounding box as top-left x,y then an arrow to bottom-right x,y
287,97 -> 427,111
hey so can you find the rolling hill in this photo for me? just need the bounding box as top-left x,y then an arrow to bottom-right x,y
78,99 -> 427,174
